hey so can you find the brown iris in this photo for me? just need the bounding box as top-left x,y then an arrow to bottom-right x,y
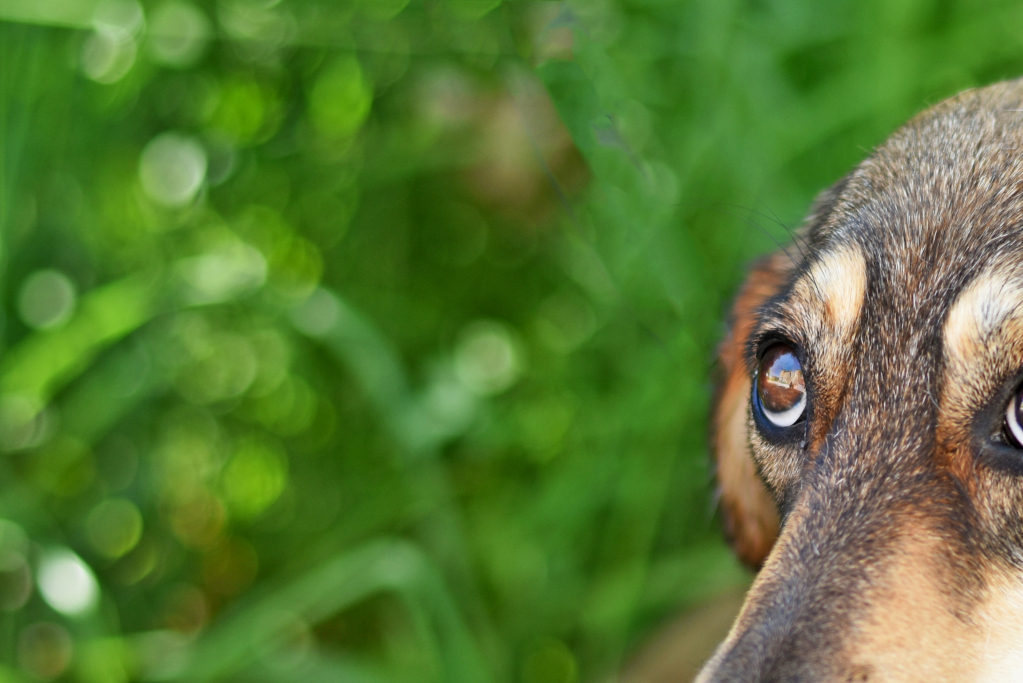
756,344 -> 806,427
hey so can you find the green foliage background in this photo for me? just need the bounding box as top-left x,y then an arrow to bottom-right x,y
2,1 -> 1023,681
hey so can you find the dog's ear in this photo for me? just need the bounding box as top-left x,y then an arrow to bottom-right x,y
713,249 -> 792,569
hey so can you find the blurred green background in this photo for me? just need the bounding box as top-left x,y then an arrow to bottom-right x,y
2,0 -> 1023,681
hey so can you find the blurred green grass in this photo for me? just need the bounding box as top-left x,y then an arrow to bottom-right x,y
2,1 -> 1023,681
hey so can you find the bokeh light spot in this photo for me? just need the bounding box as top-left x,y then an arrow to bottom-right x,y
420,367 -> 476,437
0,520 -> 29,557
519,397 -> 574,462
454,320 -> 524,395
218,0 -> 294,50
259,610 -> 313,670
0,524 -> 33,611
18,269 -> 76,330
30,437 -> 96,497
523,639 -> 578,683
269,236 -> 323,301
81,0 -> 145,84
208,78 -> 275,145
535,291 -> 596,353
0,394 -> 49,452
81,29 -> 138,84
96,435 -> 140,492
203,537 -> 258,596
135,631 -> 190,680
309,57 -> 373,141
17,622 -> 74,680
149,1 -> 212,68
37,549 -> 99,616
178,241 -> 267,303
161,583 -> 209,634
139,132 -> 207,207
109,535 -> 158,585
77,637 -> 132,683
247,375 -> 316,436
174,330 -> 260,404
86,498 -> 144,559
93,0 -> 145,38
166,490 -> 226,550
0,552 -> 32,612
247,329 -> 291,396
222,439 -> 288,519
289,287 -> 341,337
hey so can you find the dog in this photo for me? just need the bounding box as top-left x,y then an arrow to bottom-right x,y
697,78 -> 1023,682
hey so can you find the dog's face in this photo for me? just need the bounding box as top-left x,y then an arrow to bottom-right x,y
699,80 -> 1023,682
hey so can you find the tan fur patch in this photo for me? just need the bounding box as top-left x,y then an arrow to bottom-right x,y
945,264 -> 1023,372
849,530 -> 977,682
942,263 -> 1023,431
976,576 -> 1023,682
792,245 -> 868,339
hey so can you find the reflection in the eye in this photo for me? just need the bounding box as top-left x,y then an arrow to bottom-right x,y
758,345 -> 806,427
766,367 -> 803,391
1006,385 -> 1023,448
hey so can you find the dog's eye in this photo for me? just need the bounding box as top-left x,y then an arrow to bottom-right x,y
756,344 -> 806,428
1005,385 -> 1023,448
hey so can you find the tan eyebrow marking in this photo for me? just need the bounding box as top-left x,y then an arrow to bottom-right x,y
944,265 -> 1023,368
941,264 -> 1023,435
790,245 -> 867,338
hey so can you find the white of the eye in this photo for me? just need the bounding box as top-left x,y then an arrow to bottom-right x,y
1006,396 -> 1023,446
763,391 -> 806,428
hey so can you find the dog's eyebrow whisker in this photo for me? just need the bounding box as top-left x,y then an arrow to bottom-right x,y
729,204 -> 857,318
764,205 -> 812,260
736,203 -> 813,263
721,205 -> 805,268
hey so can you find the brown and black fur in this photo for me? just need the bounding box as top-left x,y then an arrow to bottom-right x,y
699,79 -> 1023,682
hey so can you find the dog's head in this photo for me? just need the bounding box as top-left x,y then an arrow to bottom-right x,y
700,79 -> 1023,682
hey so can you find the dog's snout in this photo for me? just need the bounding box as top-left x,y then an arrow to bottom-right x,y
698,624 -> 829,683
698,596 -> 872,682
696,514 -> 865,682
697,471 -> 976,683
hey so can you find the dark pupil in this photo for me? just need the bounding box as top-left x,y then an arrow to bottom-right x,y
758,345 -> 805,413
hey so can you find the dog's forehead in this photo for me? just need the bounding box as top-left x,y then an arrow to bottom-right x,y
780,80 -> 1023,347
816,80 -> 1023,282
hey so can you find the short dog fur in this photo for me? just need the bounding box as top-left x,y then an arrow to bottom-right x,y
698,79 -> 1023,682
